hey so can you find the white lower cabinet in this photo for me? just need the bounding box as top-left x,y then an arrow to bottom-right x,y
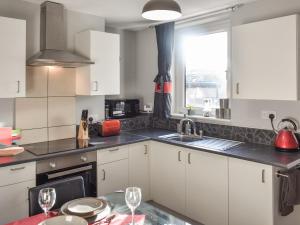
97,159 -> 129,196
186,150 -> 228,225
150,141 -> 186,213
129,142 -> 150,201
228,158 -> 273,225
0,162 -> 36,224
97,146 -> 129,196
0,180 -> 35,224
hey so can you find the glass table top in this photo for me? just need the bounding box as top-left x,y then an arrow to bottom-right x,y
103,192 -> 198,225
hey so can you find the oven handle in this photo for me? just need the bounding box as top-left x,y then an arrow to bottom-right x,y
47,165 -> 93,180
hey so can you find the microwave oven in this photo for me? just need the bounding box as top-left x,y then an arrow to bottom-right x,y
105,99 -> 140,119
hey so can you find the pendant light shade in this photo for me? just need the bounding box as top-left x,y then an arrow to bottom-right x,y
142,0 -> 182,21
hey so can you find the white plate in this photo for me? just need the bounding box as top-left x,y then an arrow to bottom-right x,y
38,215 -> 87,225
67,198 -> 105,215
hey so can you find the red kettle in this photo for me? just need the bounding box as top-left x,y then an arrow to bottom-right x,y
273,118 -> 299,151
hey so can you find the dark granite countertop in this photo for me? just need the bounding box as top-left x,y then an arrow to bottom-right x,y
126,129 -> 300,169
0,133 -> 150,168
1,128 -> 300,169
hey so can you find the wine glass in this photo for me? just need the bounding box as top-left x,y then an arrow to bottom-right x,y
38,188 -> 56,217
125,187 -> 142,225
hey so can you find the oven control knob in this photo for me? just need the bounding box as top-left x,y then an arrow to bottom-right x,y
81,156 -> 87,162
49,162 -> 56,169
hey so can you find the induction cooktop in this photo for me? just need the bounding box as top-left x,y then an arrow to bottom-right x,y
23,138 -> 94,156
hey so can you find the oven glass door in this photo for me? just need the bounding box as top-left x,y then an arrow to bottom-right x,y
36,162 -> 97,197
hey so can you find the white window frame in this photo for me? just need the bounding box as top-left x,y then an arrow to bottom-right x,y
172,17 -> 232,119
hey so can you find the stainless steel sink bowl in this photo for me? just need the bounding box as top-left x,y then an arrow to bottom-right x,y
159,133 -> 243,151
158,133 -> 205,143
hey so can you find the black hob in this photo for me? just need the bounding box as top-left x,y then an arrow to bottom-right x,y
23,138 -> 94,156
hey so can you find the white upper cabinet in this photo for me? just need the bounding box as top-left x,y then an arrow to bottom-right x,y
0,16 -> 26,98
75,30 -> 120,96
232,15 -> 299,100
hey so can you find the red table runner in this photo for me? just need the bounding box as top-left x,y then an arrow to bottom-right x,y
5,212 -> 145,225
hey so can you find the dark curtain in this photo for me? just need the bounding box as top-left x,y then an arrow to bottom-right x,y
153,22 -> 175,119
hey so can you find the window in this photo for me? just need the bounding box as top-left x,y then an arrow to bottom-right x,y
174,20 -> 229,117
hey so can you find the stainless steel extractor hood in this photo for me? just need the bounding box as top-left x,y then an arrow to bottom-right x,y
27,1 -> 94,68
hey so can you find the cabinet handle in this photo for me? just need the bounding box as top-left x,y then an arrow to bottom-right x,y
94,81 -> 98,91
262,169 -> 265,183
236,82 -> 240,95
102,169 -> 106,180
93,81 -> 99,91
178,151 -> 181,162
188,153 -> 191,164
144,145 -> 148,155
10,166 -> 25,171
17,80 -> 20,93
108,148 -> 119,152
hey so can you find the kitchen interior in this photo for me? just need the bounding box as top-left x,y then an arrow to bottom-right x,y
1,0 -> 300,225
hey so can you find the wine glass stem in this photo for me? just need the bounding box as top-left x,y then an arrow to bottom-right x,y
44,209 -> 48,218
131,209 -> 135,225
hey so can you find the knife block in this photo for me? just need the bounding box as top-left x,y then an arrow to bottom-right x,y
77,120 -> 89,140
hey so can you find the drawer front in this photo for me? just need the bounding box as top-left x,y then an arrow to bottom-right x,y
0,162 -> 36,186
97,145 -> 129,165
0,180 -> 35,224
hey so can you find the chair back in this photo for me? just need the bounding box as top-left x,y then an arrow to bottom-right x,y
28,176 -> 85,216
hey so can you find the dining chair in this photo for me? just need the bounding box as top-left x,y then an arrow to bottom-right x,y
28,176 -> 86,216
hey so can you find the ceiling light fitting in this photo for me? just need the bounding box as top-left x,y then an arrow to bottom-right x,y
142,0 -> 182,21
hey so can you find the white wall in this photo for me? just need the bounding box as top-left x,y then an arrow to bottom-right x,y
0,0 -> 106,126
135,28 -> 158,108
134,0 -> 300,130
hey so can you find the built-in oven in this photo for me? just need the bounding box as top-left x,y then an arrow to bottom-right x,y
36,151 -> 97,197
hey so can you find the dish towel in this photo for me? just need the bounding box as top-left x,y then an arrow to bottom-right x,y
279,169 -> 300,216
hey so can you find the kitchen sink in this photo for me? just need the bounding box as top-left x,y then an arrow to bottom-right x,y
189,137 -> 243,151
159,133 -> 243,151
158,133 -> 205,143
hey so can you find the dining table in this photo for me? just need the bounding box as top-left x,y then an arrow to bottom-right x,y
5,192 -> 196,225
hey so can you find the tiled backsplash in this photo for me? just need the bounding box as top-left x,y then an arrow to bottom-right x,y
152,117 -> 276,146
88,113 -> 275,145
16,67 -> 76,144
87,114 -> 153,137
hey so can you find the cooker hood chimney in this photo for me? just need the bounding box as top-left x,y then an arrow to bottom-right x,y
27,1 -> 94,67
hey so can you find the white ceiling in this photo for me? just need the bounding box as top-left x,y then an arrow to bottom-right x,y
23,0 -> 257,30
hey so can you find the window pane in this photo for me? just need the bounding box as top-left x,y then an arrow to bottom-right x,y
183,32 -> 228,108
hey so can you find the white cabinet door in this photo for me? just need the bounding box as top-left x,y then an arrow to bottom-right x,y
97,159 -> 128,196
75,30 -> 120,96
0,16 -> 26,98
186,150 -> 228,225
150,141 -> 186,213
129,142 -> 150,201
0,180 -> 35,224
229,158 -> 273,225
232,15 -> 298,100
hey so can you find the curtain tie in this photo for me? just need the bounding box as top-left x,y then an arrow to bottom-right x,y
155,82 -> 172,93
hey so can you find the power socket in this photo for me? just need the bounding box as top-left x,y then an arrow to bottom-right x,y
261,111 -> 276,120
